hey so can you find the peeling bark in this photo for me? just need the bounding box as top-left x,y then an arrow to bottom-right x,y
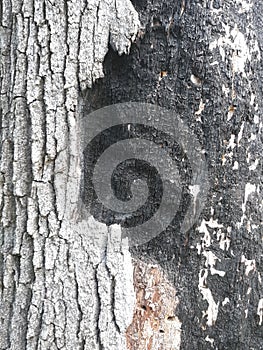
126,261 -> 181,350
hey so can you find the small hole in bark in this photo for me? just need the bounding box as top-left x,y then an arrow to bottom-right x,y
141,305 -> 147,310
167,316 -> 176,321
159,329 -> 165,333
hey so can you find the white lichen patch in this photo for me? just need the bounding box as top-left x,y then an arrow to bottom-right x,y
205,335 -> 215,346
198,248 -> 226,327
257,299 -> 263,326
209,23 -> 260,77
234,0 -> 253,13
241,255 -> 256,276
217,228 -> 231,251
209,13 -> 260,118
198,269 -> 220,327
197,217 -> 224,250
222,297 -> 230,306
237,183 -> 256,229
197,220 -> 212,248
227,134 -> 236,150
195,99 -> 205,122
254,115 -> 259,124
237,122 -> 245,146
203,251 -> 226,277
248,159 -> 259,171
233,161 -> 239,170
222,134 -> 237,165
197,215 -> 226,328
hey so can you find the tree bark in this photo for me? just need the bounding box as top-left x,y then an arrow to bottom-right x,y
0,1 -> 139,349
1,1 -> 262,350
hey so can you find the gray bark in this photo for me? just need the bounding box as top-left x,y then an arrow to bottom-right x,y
0,1 -> 139,349
0,1 -> 262,350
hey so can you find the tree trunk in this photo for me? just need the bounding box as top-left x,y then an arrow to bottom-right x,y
0,1 -> 262,350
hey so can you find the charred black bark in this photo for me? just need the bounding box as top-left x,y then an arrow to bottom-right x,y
84,1 -> 263,349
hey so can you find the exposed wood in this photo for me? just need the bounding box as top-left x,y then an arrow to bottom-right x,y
126,260 -> 181,350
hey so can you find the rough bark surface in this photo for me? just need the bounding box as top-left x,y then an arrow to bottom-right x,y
0,0 -> 262,350
0,1 -> 139,349
85,0 -> 262,349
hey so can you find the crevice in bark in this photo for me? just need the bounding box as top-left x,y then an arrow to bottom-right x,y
94,266 -> 104,350
74,268 -> 84,345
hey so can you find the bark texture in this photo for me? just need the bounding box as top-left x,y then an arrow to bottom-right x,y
0,0 -> 262,350
85,0 -> 262,349
0,1 -> 139,349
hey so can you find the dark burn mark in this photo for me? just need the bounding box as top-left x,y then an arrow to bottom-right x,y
83,0 -> 263,349
82,123 -> 192,229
